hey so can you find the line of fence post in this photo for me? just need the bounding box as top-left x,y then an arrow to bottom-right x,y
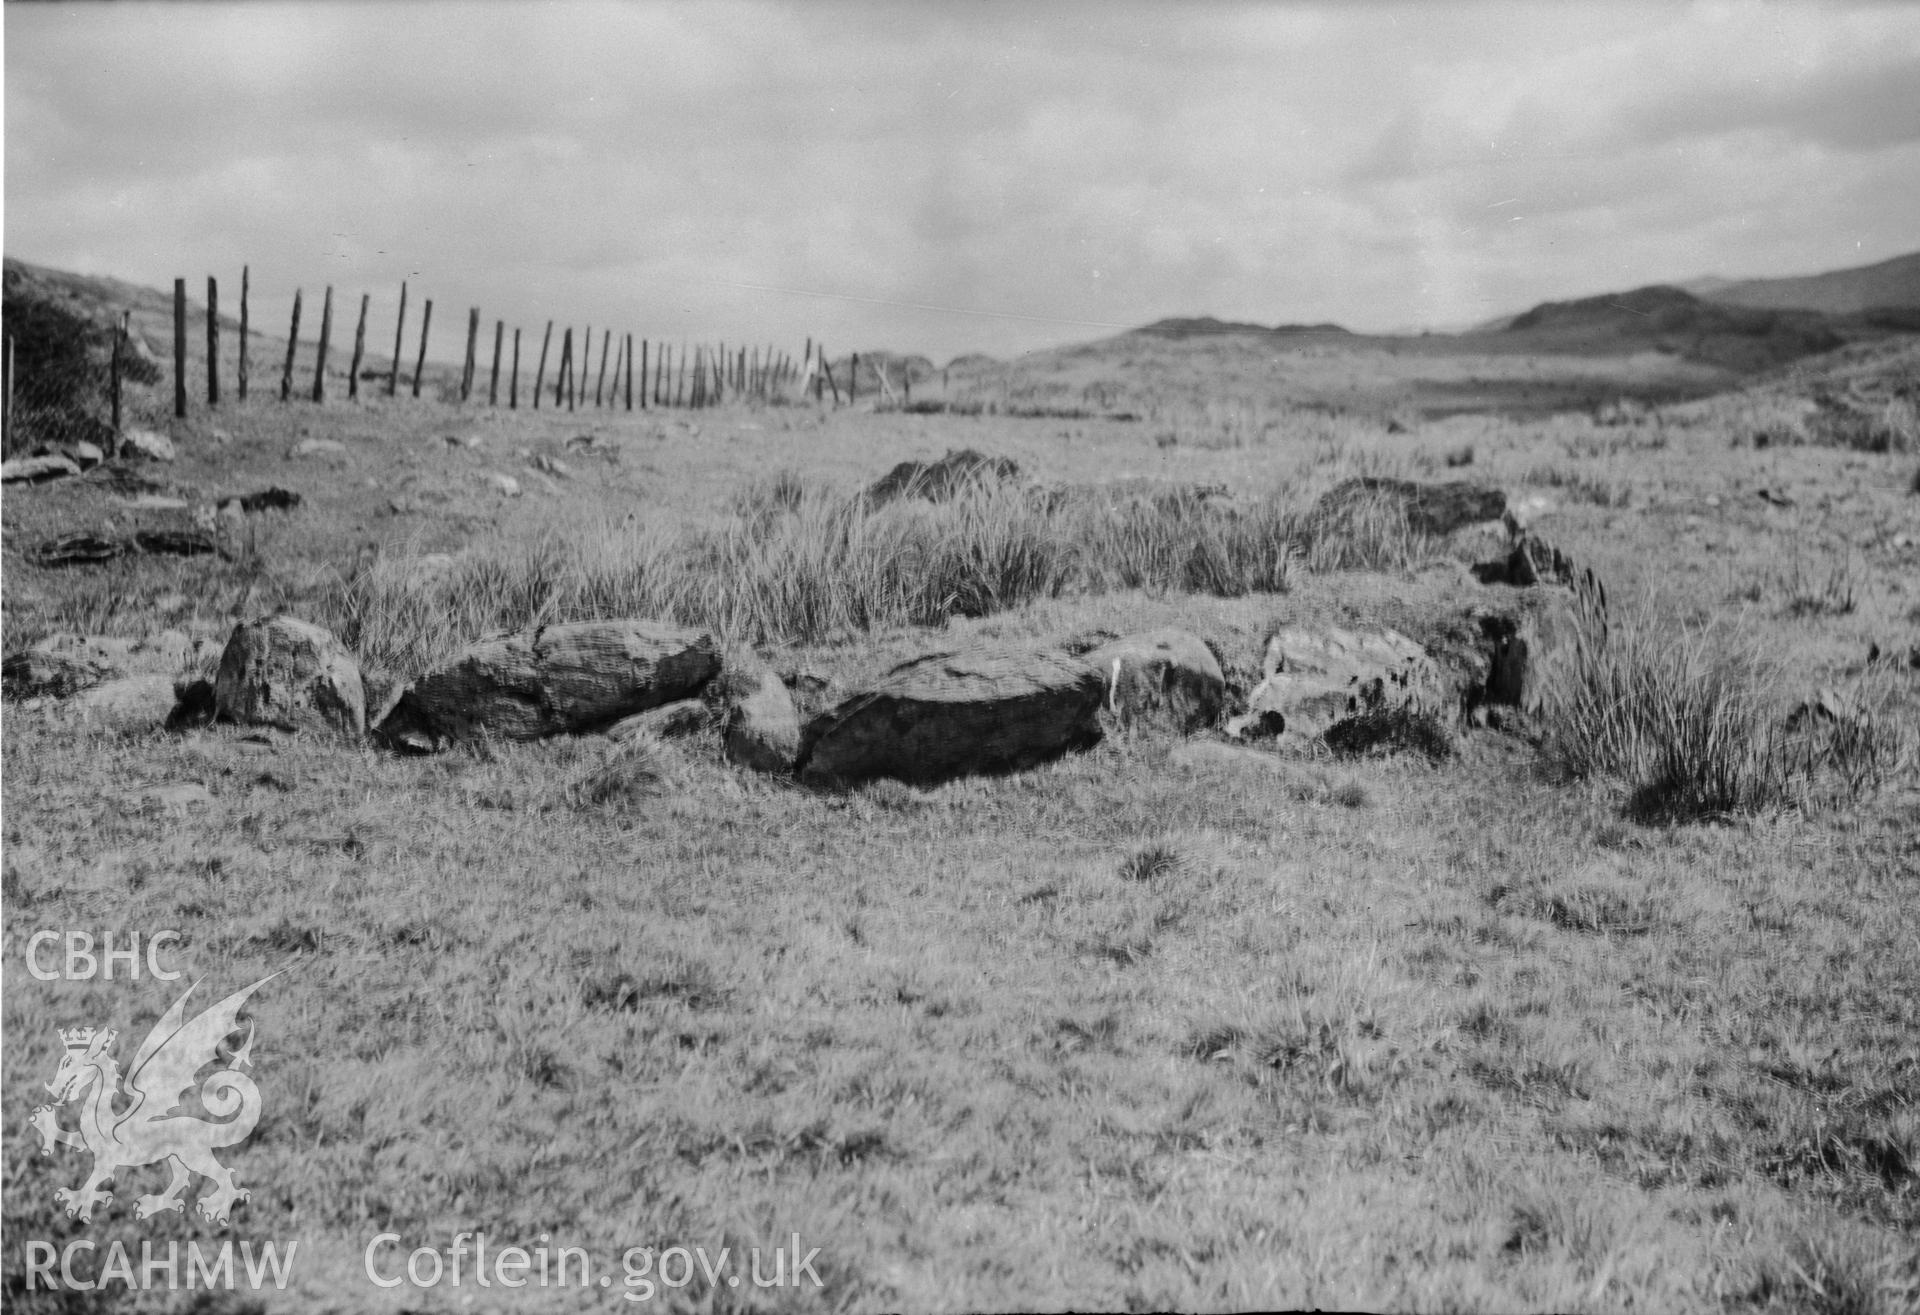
109,312 -> 124,450
311,286 -> 334,403
461,307 -> 479,402
389,282 -> 407,396
349,293 -> 369,400
280,289 -> 302,403
534,321 -> 551,409
489,321 -> 503,406
238,266 -> 250,400
173,279 -> 187,418
557,327 -> 572,409
596,329 -> 611,407
206,277 -> 220,406
638,338 -> 647,410
510,328 -> 522,409
412,299 -> 432,399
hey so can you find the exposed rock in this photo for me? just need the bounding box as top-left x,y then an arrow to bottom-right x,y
218,487 -> 302,514
1237,626 -> 1453,741
605,699 -> 709,742
1479,572 -> 1607,713
290,437 -> 347,459
712,652 -> 802,774
166,677 -> 217,730
120,429 -> 177,462
1084,629 -> 1226,733
2,650 -> 112,700
481,471 -> 522,497
27,532 -> 127,568
865,448 -> 1021,506
1311,477 -> 1506,537
374,619 -> 720,749
213,616 -> 367,737
1506,533 -> 1575,587
796,646 -> 1104,787
1502,494 -> 1556,536
67,442 -> 105,470
133,528 -> 224,558
2,454 -> 82,484
72,675 -> 178,732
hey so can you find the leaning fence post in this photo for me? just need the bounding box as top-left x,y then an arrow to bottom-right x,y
280,289 -> 302,403
489,320 -> 503,405
206,277 -> 220,406
510,328 -> 522,409
311,286 -> 334,403
533,321 -> 551,410
460,306 -> 480,401
348,293 -> 370,400
174,278 -> 188,418
596,328 -> 611,407
389,281 -> 407,396
238,266 -> 250,400
556,328 -> 571,408
412,299 -> 432,399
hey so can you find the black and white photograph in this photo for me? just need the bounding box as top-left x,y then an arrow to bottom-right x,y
4,1 -> 1917,1310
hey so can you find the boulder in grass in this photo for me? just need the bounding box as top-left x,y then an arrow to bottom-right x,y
374,619 -> 719,749
1228,626 -> 1451,742
1083,629 -> 1226,733
120,429 -> 177,463
865,448 -> 1020,506
2,454 -> 81,484
2,650 -> 113,701
1480,570 -> 1608,713
605,699 -> 709,742
796,646 -> 1104,787
213,616 -> 367,738
711,652 -> 802,774
1311,477 -> 1506,538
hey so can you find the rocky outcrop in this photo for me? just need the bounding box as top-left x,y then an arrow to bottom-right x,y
1311,477 -> 1507,538
214,616 -> 367,737
1,454 -> 81,484
712,652 -> 802,774
796,646 -> 1104,786
1227,626 -> 1452,742
1084,629 -> 1226,733
374,619 -> 719,750
119,429 -> 176,462
866,449 -> 1020,506
1479,570 -> 1608,713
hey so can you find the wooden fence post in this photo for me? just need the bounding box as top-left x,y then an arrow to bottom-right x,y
412,299 -> 432,399
389,281 -> 407,396
205,276 -> 220,406
174,278 -> 188,418
510,328 -> 521,408
311,285 -> 334,403
628,335 -> 636,411
109,312 -> 124,448
676,343 -> 686,407
280,289 -> 302,403
533,321 -> 551,410
556,328 -> 571,408
461,306 -> 480,401
596,329 -> 611,407
238,266 -> 250,400
348,293 -> 369,400
2,332 -> 11,454
489,321 -> 503,405
849,352 -> 858,403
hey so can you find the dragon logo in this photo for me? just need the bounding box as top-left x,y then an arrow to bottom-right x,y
29,975 -> 275,1226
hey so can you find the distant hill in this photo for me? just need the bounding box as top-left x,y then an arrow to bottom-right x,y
1133,316 -> 1349,340
1501,284 -> 1844,371
1701,251 -> 1920,316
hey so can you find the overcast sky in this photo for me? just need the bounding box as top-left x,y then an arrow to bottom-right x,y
6,1 -> 1918,364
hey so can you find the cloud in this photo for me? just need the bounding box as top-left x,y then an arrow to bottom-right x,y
6,1 -> 1916,359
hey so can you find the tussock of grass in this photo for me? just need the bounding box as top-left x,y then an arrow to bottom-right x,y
1541,593 -> 1904,822
327,477 -> 1303,673
1298,487 -> 1435,572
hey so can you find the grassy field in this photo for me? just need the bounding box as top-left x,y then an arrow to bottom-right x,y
3,304 -> 1918,1312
